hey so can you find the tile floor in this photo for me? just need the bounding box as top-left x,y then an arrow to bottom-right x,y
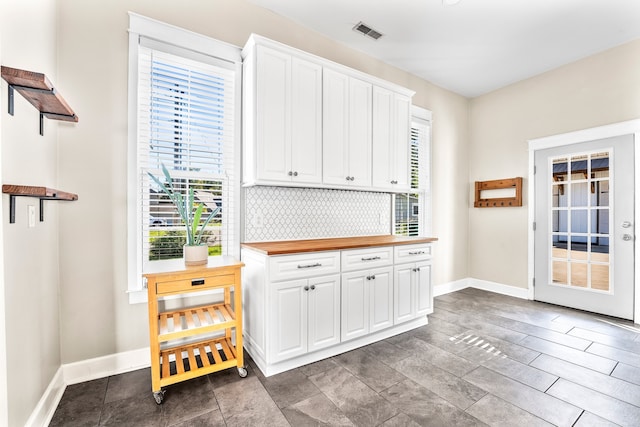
50,288 -> 640,426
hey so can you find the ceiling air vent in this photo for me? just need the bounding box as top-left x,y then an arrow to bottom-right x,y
352,21 -> 383,40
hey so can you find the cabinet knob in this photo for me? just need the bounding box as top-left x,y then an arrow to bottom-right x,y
371,275 -> 376,280
413,267 -> 421,272
293,171 -> 298,177
288,171 -> 293,176
304,285 -> 310,291
310,284 -> 316,290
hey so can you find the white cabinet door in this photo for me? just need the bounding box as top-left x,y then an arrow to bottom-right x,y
392,94 -> 411,190
254,47 -> 322,185
256,47 -> 291,183
348,77 -> 372,187
372,87 -> 411,191
341,271 -> 368,342
369,266 -> 394,333
323,69 -> 349,186
394,264 -> 414,324
291,58 -> 322,183
271,279 -> 307,361
372,87 -> 393,189
307,274 -> 341,352
415,261 -> 432,316
323,69 -> 372,188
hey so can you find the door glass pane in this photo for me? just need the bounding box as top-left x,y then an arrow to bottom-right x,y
552,211 -> 567,233
552,260 -> 567,284
549,151 -> 611,293
591,264 -> 610,291
570,262 -> 588,287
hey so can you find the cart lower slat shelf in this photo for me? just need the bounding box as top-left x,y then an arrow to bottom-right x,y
157,302 -> 236,342
159,337 -> 239,387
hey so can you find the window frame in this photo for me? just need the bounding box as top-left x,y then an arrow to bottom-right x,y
127,13 -> 242,303
393,105 -> 432,237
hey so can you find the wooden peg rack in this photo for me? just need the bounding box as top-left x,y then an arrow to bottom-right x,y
474,177 -> 522,208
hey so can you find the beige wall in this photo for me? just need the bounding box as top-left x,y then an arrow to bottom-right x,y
1,0 -> 61,425
56,0 -> 469,363
468,39 -> 640,288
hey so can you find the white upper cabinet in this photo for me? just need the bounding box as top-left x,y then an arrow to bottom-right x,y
244,43 -> 322,186
323,69 -> 372,189
242,35 -> 413,192
372,87 -> 411,192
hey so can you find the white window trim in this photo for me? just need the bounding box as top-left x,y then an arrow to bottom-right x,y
127,13 -> 242,303
393,105 -> 432,237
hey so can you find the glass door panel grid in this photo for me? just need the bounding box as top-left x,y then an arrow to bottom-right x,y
549,150 -> 612,293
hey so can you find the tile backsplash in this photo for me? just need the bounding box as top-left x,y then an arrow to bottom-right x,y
244,186 -> 391,242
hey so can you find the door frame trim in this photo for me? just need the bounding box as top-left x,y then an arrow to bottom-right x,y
528,119 -> 640,323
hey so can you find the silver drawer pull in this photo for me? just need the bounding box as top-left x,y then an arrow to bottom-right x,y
408,251 -> 425,255
297,263 -> 322,269
361,256 -> 381,261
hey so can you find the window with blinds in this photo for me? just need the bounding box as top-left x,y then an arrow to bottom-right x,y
137,42 -> 237,266
394,117 -> 431,236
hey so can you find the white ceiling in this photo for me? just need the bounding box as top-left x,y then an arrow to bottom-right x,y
248,0 -> 640,98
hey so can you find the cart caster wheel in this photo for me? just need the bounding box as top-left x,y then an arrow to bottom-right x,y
153,390 -> 165,405
238,367 -> 248,378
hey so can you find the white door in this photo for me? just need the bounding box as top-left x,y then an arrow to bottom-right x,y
534,134 -> 635,319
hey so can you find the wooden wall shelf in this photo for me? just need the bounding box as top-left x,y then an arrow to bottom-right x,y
474,177 -> 523,208
1,66 -> 78,135
2,185 -> 78,223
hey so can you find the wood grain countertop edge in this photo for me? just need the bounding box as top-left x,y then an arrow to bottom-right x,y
241,235 -> 438,256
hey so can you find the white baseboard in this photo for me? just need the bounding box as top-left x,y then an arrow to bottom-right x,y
25,348 -> 151,427
434,277 -> 529,300
433,278 -> 471,296
63,347 -> 150,385
24,367 -> 65,427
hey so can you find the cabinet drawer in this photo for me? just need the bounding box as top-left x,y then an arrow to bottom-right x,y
394,244 -> 432,263
269,251 -> 340,281
156,274 -> 236,295
341,246 -> 393,272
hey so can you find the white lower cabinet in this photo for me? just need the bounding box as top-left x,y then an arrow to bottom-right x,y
271,274 -> 340,361
242,241 -> 433,377
394,243 -> 432,324
341,266 -> 393,342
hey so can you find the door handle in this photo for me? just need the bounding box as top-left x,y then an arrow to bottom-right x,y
622,221 -> 632,228
623,234 -> 633,241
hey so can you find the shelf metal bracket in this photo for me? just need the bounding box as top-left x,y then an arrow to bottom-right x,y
8,84 -> 14,116
6,83 -> 58,136
8,195 -> 16,224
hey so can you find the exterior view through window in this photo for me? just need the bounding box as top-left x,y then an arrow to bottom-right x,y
139,48 -> 235,262
395,118 -> 430,236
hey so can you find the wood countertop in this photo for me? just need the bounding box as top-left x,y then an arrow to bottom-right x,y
241,235 -> 438,256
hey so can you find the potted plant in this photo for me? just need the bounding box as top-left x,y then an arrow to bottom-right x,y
148,164 -> 220,266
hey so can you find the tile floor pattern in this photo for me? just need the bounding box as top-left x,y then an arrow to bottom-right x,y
50,288 -> 640,426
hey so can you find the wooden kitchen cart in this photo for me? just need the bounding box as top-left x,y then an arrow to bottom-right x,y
144,256 -> 246,404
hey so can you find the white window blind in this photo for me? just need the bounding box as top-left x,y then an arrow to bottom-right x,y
394,116 -> 431,236
137,44 -> 237,266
